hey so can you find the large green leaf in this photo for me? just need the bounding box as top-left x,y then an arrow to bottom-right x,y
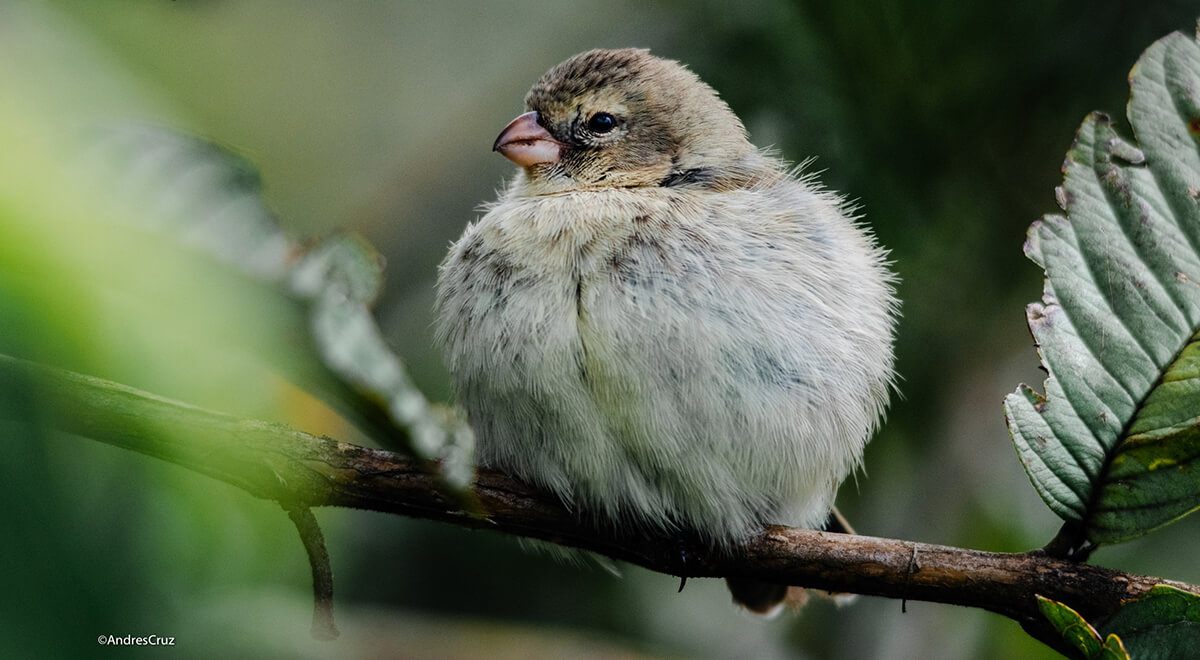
1100,586 -> 1200,659
1005,29 -> 1200,544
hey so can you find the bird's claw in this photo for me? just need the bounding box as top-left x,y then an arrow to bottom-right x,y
675,535 -> 689,593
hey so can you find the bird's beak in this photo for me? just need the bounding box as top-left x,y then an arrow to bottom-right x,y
493,111 -> 562,167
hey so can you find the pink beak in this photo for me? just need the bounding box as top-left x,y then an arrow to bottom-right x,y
493,111 -> 562,167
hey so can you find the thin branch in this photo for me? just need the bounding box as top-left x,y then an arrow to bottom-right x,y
6,353 -> 1197,649
285,506 -> 338,641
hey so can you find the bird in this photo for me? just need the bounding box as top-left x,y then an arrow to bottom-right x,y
435,48 -> 897,615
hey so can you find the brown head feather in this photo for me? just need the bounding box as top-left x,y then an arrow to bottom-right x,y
516,48 -> 766,192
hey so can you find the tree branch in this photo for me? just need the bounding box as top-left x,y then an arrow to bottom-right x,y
6,353 -> 1196,649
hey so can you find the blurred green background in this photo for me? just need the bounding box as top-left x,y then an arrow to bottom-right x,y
3,1 -> 1200,658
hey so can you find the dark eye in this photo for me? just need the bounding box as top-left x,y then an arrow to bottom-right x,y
586,112 -> 617,134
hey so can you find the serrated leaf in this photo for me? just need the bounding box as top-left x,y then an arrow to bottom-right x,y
1005,29 -> 1200,544
1100,586 -> 1200,660
290,235 -> 475,486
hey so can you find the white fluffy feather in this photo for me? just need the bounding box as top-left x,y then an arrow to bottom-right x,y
436,168 -> 896,547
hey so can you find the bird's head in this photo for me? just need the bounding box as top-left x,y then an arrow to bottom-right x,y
494,48 -> 762,194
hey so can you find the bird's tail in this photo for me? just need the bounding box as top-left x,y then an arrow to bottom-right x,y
726,507 -> 856,616
725,578 -> 791,616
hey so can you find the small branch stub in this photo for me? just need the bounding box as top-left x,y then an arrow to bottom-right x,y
285,506 -> 338,641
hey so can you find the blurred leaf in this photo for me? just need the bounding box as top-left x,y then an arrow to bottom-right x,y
290,235 -> 474,486
85,124 -> 297,281
1100,586 -> 1200,659
1005,29 -> 1200,545
93,126 -> 474,485
1,91 -> 473,486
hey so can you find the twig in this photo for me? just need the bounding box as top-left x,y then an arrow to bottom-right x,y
285,506 -> 339,641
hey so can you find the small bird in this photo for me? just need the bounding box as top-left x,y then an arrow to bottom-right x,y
435,48 -> 897,614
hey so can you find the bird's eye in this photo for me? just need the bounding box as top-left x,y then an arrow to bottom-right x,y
586,112 -> 617,134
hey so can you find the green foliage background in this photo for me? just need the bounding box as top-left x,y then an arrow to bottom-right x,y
3,1 -> 1199,658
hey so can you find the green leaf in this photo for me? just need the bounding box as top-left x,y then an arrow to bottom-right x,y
1100,586 -> 1200,660
1038,595 -> 1106,658
1098,634 -> 1130,660
1037,595 -> 1135,660
1005,28 -> 1200,544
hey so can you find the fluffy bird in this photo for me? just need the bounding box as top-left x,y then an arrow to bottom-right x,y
435,48 -> 897,613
